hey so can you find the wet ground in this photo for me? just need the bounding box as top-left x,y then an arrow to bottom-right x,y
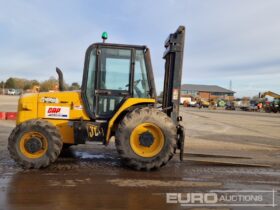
0,99 -> 280,209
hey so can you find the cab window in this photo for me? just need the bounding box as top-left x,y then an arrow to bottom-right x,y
86,49 -> 96,112
134,50 -> 150,98
100,48 -> 131,91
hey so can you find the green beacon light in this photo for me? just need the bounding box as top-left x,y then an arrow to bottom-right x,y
102,32 -> 108,43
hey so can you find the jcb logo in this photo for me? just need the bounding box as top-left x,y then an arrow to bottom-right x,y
48,107 -> 61,113
87,124 -> 104,138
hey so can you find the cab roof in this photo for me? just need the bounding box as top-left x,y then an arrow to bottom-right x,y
87,42 -> 148,50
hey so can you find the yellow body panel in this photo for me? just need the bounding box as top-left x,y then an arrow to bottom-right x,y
47,119 -> 75,144
17,91 -> 155,144
37,91 -> 90,120
17,91 -> 89,144
16,94 -> 38,124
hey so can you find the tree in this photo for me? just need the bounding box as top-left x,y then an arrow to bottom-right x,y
13,78 -> 26,89
23,83 -> 32,90
69,82 -> 80,90
22,80 -> 40,90
5,78 -> 16,89
30,80 -> 40,86
40,77 -> 58,92
0,81 -> 4,95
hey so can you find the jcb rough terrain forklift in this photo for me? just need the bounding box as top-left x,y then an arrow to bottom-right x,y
8,26 -> 185,170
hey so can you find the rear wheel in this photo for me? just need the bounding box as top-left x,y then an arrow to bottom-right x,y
115,107 -> 177,170
8,119 -> 63,169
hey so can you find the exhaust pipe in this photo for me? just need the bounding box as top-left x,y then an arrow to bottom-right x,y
56,67 -> 65,91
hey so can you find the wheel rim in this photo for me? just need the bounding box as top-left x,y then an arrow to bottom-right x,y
130,123 -> 165,158
19,131 -> 48,159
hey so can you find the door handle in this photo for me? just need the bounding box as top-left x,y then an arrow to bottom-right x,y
119,92 -> 129,96
95,90 -> 112,95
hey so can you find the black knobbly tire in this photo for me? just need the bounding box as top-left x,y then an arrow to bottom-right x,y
115,107 -> 177,171
178,127 -> 185,161
8,119 -> 63,169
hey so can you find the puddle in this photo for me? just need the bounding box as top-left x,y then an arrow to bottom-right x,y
48,178 -> 91,187
74,151 -> 106,159
107,178 -> 223,188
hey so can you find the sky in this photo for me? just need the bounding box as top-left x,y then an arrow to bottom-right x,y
0,0 -> 280,97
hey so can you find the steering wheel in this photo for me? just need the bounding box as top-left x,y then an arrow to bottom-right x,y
133,79 -> 141,87
125,79 -> 141,88
133,80 -> 142,97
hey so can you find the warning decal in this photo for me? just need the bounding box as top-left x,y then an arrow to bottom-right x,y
173,89 -> 179,100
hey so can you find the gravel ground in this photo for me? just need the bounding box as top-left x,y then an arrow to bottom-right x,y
0,95 -> 19,112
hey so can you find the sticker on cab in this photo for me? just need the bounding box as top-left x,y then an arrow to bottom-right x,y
173,88 -> 179,100
73,105 -> 83,110
41,97 -> 59,104
45,106 -> 70,119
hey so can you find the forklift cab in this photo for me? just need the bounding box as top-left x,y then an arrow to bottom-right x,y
81,43 -> 156,120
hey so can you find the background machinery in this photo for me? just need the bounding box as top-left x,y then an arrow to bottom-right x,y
8,26 -> 186,170
260,91 -> 280,113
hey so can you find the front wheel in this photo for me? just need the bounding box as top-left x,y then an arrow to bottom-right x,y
8,119 -> 63,169
115,107 -> 177,170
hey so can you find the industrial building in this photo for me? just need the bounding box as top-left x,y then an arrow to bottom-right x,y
181,84 -> 235,101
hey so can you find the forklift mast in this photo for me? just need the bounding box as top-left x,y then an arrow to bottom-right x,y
162,26 -> 185,125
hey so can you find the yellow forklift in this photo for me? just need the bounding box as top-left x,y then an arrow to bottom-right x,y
8,26 -> 186,170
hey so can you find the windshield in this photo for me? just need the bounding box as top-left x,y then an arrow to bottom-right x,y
100,48 -> 131,91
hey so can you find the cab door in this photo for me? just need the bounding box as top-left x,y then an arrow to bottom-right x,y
95,47 -> 133,118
